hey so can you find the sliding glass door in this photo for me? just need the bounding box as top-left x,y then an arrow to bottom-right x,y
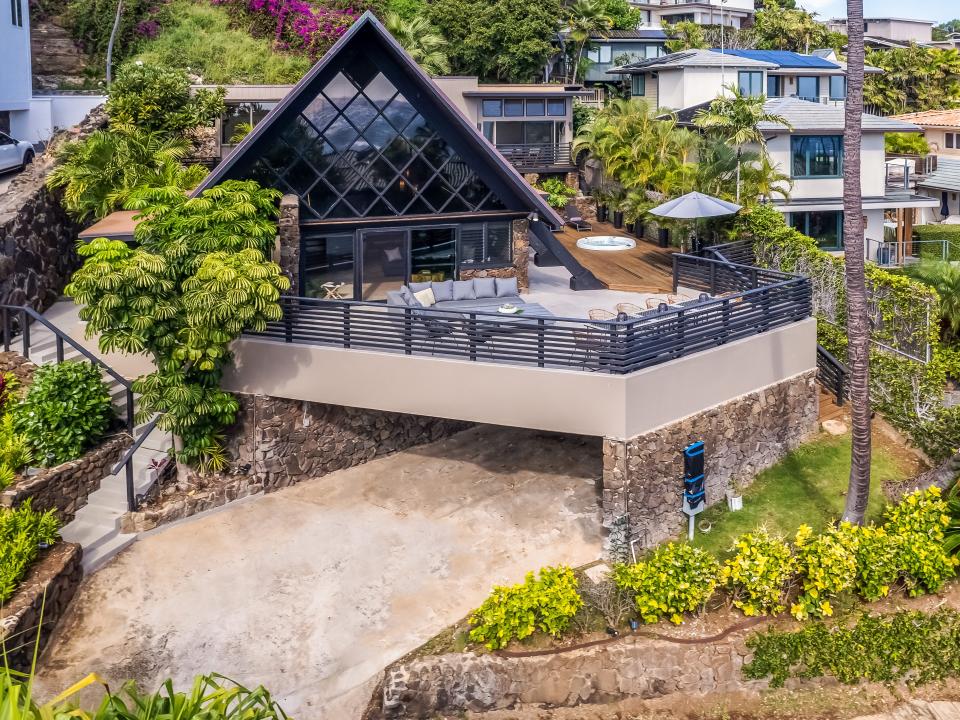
360,229 -> 408,300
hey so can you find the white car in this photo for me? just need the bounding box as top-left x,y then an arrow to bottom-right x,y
0,131 -> 34,173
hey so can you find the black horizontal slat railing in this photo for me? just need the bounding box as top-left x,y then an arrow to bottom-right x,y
494,143 -> 573,169
246,254 -> 812,375
816,344 -> 848,405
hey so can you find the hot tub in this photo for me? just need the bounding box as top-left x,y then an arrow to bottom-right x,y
575,235 -> 637,252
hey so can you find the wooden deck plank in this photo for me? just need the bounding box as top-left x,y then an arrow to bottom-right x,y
553,222 -> 678,293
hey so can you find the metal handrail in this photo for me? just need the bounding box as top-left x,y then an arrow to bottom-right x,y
816,344 -> 848,405
0,304 -> 161,512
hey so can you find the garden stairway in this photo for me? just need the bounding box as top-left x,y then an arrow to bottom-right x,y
22,322 -> 172,574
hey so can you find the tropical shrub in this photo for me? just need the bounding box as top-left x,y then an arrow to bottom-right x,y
720,529 -> 794,616
106,62 -> 226,134
851,524 -> 900,602
885,132 -> 929,156
790,523 -> 857,620
744,609 -> 960,688
914,224 -> 960,262
66,181 -> 290,469
469,565 -> 583,649
13,361 -> 114,467
0,501 -> 59,602
0,415 -> 32,485
865,46 -> 960,115
613,542 -> 719,624
904,261 -> 960,342
384,13 -> 450,75
883,487 -> 957,595
535,178 -> 576,210
46,128 -> 208,222
65,0 -> 162,62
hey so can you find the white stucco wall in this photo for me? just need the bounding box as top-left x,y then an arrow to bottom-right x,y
0,0 -> 31,113
10,95 -> 105,143
656,67 -> 761,111
764,132 -> 887,201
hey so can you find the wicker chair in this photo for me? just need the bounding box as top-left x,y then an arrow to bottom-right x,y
645,297 -> 663,310
667,293 -> 692,304
615,302 -> 644,317
588,308 -> 617,321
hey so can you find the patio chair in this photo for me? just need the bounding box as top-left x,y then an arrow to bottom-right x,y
417,313 -> 457,355
616,302 -> 643,317
588,308 -> 617,321
667,293 -> 692,305
564,203 -> 592,232
645,297 -> 663,310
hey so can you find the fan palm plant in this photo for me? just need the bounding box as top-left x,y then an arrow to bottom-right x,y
565,0 -> 613,83
905,261 -> 960,342
385,12 -> 451,75
693,85 -> 791,202
46,128 -> 208,222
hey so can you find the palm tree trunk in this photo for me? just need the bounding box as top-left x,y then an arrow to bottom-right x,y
841,0 -> 872,524
106,0 -> 124,85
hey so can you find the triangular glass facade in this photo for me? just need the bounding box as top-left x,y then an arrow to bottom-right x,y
246,60 -> 507,222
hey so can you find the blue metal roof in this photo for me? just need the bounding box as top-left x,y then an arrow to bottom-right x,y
715,49 -> 840,69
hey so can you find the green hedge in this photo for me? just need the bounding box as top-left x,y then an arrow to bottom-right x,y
915,224 -> 960,261
734,205 -> 955,459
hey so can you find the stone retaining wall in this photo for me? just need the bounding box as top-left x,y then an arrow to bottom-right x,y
1,434 -> 130,524
602,371 -> 819,554
0,351 -> 37,386
381,635 -> 767,717
0,542 -> 82,672
120,396 -> 470,532
0,107 -> 106,314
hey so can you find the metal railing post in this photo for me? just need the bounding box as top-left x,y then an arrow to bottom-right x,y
672,256 -> 680,292
284,299 -> 293,343
125,389 -> 135,435
1,308 -> 8,352
403,307 -> 412,355
343,304 -> 351,349
20,309 -> 29,357
55,336 -> 64,363
537,319 -> 545,368
125,460 -> 136,511
468,314 -> 477,361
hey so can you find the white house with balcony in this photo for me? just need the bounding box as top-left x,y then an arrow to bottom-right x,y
632,0 -> 755,28
0,0 -> 31,136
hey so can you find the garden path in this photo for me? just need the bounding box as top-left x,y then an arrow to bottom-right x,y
34,425 -> 604,719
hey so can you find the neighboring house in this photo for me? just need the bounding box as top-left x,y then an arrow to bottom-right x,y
825,16 -> 934,44
915,158 -> 960,222
576,29 -> 668,85
610,48 -> 879,108
200,79 -> 590,179
0,1 -> 102,144
931,33 -> 960,51
0,0 -> 31,136
892,110 -> 960,158
635,0 -> 755,28
675,98 -> 938,255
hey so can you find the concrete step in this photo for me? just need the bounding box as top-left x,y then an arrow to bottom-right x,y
79,532 -> 136,574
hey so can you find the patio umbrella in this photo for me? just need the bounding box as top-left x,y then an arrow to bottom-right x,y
648,191 -> 742,219
648,192 -> 742,252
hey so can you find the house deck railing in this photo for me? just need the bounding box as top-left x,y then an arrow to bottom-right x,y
495,142 -> 574,170
246,255 -> 812,375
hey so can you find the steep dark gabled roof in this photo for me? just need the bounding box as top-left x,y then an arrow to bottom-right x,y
194,11 -> 562,227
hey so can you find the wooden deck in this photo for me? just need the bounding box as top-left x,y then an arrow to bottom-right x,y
819,388 -> 848,424
554,222 -> 678,293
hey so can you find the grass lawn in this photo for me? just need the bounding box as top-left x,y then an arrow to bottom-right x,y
691,433 -> 913,557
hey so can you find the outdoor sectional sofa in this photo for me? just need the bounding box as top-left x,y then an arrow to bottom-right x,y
386,278 -> 523,311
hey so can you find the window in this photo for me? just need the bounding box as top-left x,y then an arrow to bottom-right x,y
587,45 -> 612,63
790,211 -> 843,250
547,98 -> 565,116
948,133 -> 955,149
738,71 -> 763,97
767,75 -> 782,97
643,44 -> 662,59
221,102 -> 278,144
10,0 -> 22,26
459,222 -> 512,266
796,76 -> 819,101
302,233 -> 355,299
526,99 -> 545,116
248,68 -> 506,220
503,99 -> 524,117
631,74 -> 646,97
829,76 -> 846,100
791,135 -> 843,177
482,99 -> 503,117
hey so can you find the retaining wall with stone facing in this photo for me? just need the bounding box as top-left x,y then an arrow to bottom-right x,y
380,635 -> 767,717
121,396 -> 471,532
0,542 -> 82,672
602,371 -> 819,554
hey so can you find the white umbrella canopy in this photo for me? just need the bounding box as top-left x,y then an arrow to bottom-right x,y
648,191 -> 742,219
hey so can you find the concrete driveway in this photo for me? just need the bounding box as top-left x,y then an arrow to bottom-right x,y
36,426 -> 603,718
0,169 -> 20,194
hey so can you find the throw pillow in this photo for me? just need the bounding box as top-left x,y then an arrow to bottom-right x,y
409,281 -> 432,294
399,286 -> 418,307
495,277 -> 519,297
385,247 -> 402,262
432,279 -> 454,302
473,277 -> 497,299
385,290 -> 406,306
453,280 -> 476,301
413,287 -> 436,307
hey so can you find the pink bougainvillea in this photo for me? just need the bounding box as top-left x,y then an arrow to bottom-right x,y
214,0 -> 359,58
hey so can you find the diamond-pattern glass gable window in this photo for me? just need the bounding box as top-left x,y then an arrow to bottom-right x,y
249,68 -> 508,220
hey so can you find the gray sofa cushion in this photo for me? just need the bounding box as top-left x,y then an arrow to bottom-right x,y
452,280 -> 476,301
399,286 -> 419,307
386,290 -> 406,306
436,297 -> 526,311
432,279 -> 454,302
495,277 -> 519,298
409,281 -> 432,295
474,277 -> 497,299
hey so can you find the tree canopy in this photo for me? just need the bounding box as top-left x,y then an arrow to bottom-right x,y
865,47 -> 960,114
426,0 -> 561,81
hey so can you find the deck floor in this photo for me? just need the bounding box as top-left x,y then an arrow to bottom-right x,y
554,222 -> 678,293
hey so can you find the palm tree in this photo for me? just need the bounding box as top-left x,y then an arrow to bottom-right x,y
841,0 -> 872,525
693,85 -> 791,202
565,0 -> 612,84
385,13 -> 451,76
905,262 -> 960,343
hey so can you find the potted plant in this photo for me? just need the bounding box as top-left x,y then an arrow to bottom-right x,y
612,207 -> 624,229
726,479 -> 745,512
592,188 -> 609,223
